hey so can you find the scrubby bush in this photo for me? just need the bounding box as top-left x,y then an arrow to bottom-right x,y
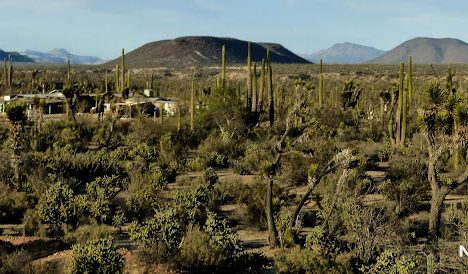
0,183 -> 31,223
129,208 -> 184,251
125,163 -> 173,221
0,249 -> 33,274
172,168 -> 224,225
379,179 -> 426,216
64,224 -> 114,245
36,182 -> 80,229
275,248 -> 352,274
84,175 -> 123,223
178,227 -> 227,271
361,249 -> 417,274
69,238 -> 124,274
177,214 -> 266,273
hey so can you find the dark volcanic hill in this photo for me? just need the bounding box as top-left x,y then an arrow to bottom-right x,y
0,49 -> 34,62
105,36 -> 310,68
368,37 -> 468,64
302,42 -> 385,64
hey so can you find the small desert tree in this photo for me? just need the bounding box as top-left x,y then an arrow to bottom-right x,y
418,79 -> 468,238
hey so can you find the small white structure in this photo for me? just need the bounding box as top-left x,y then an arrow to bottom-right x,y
0,91 -> 66,116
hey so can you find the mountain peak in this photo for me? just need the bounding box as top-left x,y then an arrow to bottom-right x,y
22,49 -> 103,64
368,37 -> 468,64
48,48 -> 70,56
302,42 -> 385,64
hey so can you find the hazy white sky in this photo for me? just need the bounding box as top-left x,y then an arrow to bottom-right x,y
1,0 -> 467,59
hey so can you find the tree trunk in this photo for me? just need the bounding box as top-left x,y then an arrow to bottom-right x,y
290,184 -> 315,230
428,188 -> 446,237
266,179 -> 279,248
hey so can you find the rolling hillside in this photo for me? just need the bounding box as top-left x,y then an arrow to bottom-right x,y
0,50 -> 34,63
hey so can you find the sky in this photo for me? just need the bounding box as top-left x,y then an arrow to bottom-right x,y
0,0 -> 467,60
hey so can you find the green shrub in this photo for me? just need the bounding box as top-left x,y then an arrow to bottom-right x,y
275,248 -> 351,274
205,152 -> 229,168
0,249 -> 32,274
178,227 -> 226,272
64,224 -> 114,245
126,164 -> 172,221
238,143 -> 273,174
178,226 -> 266,273
379,179 -> 426,216
305,226 -> 348,257
125,180 -> 159,221
361,249 -> 416,274
173,169 -> 224,225
204,212 -> 240,255
5,101 -> 26,123
36,182 -> 80,229
189,156 -> 206,171
0,183 -> 31,223
84,175 -> 123,223
276,209 -> 296,248
129,208 -> 184,251
69,238 -> 124,274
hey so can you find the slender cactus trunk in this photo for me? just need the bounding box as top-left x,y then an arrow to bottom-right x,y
121,48 -> 125,92
252,63 -> 257,112
190,74 -> 195,131
318,59 -> 324,106
246,42 -> 252,109
266,179 -> 279,248
395,62 -> 404,146
221,45 -> 226,88
267,49 -> 274,127
259,59 -> 265,112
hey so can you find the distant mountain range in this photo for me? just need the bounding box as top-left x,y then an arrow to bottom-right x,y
3,37 -> 468,66
0,49 -> 34,62
302,42 -> 386,64
22,48 -> 104,64
105,36 -> 311,68
367,37 -> 468,64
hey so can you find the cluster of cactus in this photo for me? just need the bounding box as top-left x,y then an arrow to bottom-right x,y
244,43 -> 275,126
113,48 -> 131,93
388,57 -> 412,146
